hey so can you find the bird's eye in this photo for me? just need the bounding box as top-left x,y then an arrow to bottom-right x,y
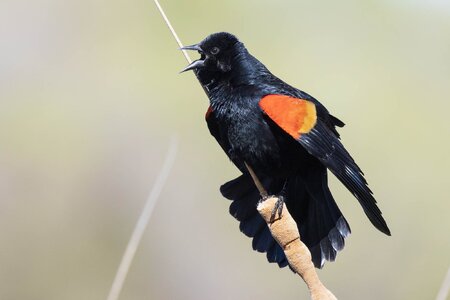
210,47 -> 220,55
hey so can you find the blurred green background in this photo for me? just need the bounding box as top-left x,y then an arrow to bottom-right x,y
1,0 -> 449,299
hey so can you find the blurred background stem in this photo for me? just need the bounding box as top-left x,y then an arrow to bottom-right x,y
106,136 -> 178,300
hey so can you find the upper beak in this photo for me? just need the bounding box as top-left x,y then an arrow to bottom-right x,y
180,43 -> 203,52
180,43 -> 204,73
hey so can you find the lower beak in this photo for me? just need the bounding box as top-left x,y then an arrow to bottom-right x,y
180,59 -> 205,73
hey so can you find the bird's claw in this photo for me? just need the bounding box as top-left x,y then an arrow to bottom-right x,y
270,195 -> 285,223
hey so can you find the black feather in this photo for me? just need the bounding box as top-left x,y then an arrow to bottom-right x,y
299,121 -> 390,235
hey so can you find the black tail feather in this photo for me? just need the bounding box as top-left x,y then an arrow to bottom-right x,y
220,174 -> 288,268
220,169 -> 351,269
287,167 -> 351,268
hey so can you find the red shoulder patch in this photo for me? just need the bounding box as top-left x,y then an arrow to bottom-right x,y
259,94 -> 317,139
205,106 -> 213,119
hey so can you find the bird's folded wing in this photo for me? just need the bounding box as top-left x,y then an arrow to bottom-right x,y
259,94 -> 390,235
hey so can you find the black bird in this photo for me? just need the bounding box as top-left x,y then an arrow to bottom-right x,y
181,32 -> 390,269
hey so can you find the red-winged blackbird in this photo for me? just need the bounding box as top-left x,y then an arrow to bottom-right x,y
181,32 -> 390,269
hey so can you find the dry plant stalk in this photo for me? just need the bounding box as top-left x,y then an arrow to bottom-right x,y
246,162 -> 337,300
436,266 -> 450,300
106,137 -> 178,300
152,1 -> 337,299
258,197 -> 337,300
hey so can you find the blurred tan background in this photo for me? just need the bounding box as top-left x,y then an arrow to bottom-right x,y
1,0 -> 449,299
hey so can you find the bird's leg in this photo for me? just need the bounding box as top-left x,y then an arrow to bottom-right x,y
269,179 -> 289,223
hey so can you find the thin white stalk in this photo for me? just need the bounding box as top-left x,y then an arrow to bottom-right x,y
436,266 -> 450,300
153,0 -> 192,64
106,136 -> 178,300
153,0 -> 210,96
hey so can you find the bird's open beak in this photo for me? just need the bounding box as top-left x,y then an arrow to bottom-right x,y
180,43 -> 204,73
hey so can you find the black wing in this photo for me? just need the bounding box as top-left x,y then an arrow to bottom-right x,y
260,96 -> 391,235
299,120 -> 390,235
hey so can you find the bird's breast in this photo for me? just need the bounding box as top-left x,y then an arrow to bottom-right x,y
219,101 -> 284,175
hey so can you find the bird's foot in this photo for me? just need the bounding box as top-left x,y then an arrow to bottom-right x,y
269,195 -> 285,223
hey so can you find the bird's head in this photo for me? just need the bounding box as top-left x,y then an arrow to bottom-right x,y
180,32 -> 265,89
180,32 -> 241,74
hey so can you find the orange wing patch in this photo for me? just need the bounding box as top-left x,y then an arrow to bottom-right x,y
259,94 -> 317,139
